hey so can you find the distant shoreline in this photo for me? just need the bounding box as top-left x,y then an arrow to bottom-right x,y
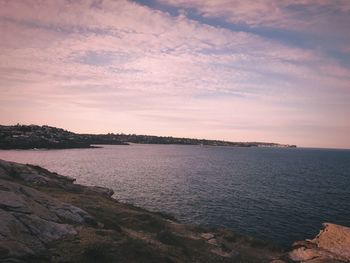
0,124 -> 297,150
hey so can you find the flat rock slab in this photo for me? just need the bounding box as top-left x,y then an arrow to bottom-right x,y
0,178 -> 95,260
201,233 -> 215,240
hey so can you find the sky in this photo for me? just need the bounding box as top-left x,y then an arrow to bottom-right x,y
0,0 -> 350,148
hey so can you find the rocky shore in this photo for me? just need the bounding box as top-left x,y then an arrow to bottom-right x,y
0,159 -> 348,263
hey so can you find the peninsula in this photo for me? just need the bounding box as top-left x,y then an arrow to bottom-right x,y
0,124 -> 297,149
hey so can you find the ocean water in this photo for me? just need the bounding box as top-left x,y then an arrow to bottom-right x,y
1,144 -> 349,247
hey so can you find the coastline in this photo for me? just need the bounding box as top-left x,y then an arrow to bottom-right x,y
0,159 -> 349,263
0,124 -> 296,150
0,159 -> 283,262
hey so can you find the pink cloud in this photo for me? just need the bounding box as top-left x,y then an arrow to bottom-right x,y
0,0 -> 349,148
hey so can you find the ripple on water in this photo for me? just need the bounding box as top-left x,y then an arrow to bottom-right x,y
1,145 -> 350,247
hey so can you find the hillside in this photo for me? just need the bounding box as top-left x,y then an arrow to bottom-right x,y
0,124 -> 296,149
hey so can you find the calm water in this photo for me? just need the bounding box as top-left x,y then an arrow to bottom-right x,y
1,144 -> 349,247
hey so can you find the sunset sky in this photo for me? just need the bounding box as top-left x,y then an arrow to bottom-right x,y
1,0 -> 350,148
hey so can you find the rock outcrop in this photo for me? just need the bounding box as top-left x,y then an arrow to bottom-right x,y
288,223 -> 350,263
0,160 -> 98,261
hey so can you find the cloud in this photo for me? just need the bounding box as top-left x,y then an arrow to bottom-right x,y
0,0 -> 349,147
156,0 -> 350,30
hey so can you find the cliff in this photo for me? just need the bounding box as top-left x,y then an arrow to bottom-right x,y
0,159 -> 348,263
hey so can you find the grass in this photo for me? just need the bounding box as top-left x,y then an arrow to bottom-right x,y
29,180 -> 283,263
83,242 -> 112,263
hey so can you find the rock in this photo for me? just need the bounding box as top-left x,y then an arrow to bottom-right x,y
201,232 -> 219,246
207,238 -> 219,246
0,190 -> 80,258
0,209 -> 43,256
0,163 -> 97,261
88,186 -> 114,196
201,233 -> 215,240
0,160 -> 75,187
288,223 -> 350,262
289,246 -> 330,262
0,191 -> 30,213
1,179 -> 94,224
0,240 -> 35,259
312,223 -> 350,260
15,214 -> 77,243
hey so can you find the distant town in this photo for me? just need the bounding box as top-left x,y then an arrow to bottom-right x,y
0,124 -> 297,149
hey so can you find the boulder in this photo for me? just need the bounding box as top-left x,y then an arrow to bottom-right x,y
313,223 -> 350,260
288,223 -> 350,262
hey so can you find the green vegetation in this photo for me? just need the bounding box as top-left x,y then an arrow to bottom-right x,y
0,124 -> 297,149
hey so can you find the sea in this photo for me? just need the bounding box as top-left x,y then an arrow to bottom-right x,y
1,144 -> 349,247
